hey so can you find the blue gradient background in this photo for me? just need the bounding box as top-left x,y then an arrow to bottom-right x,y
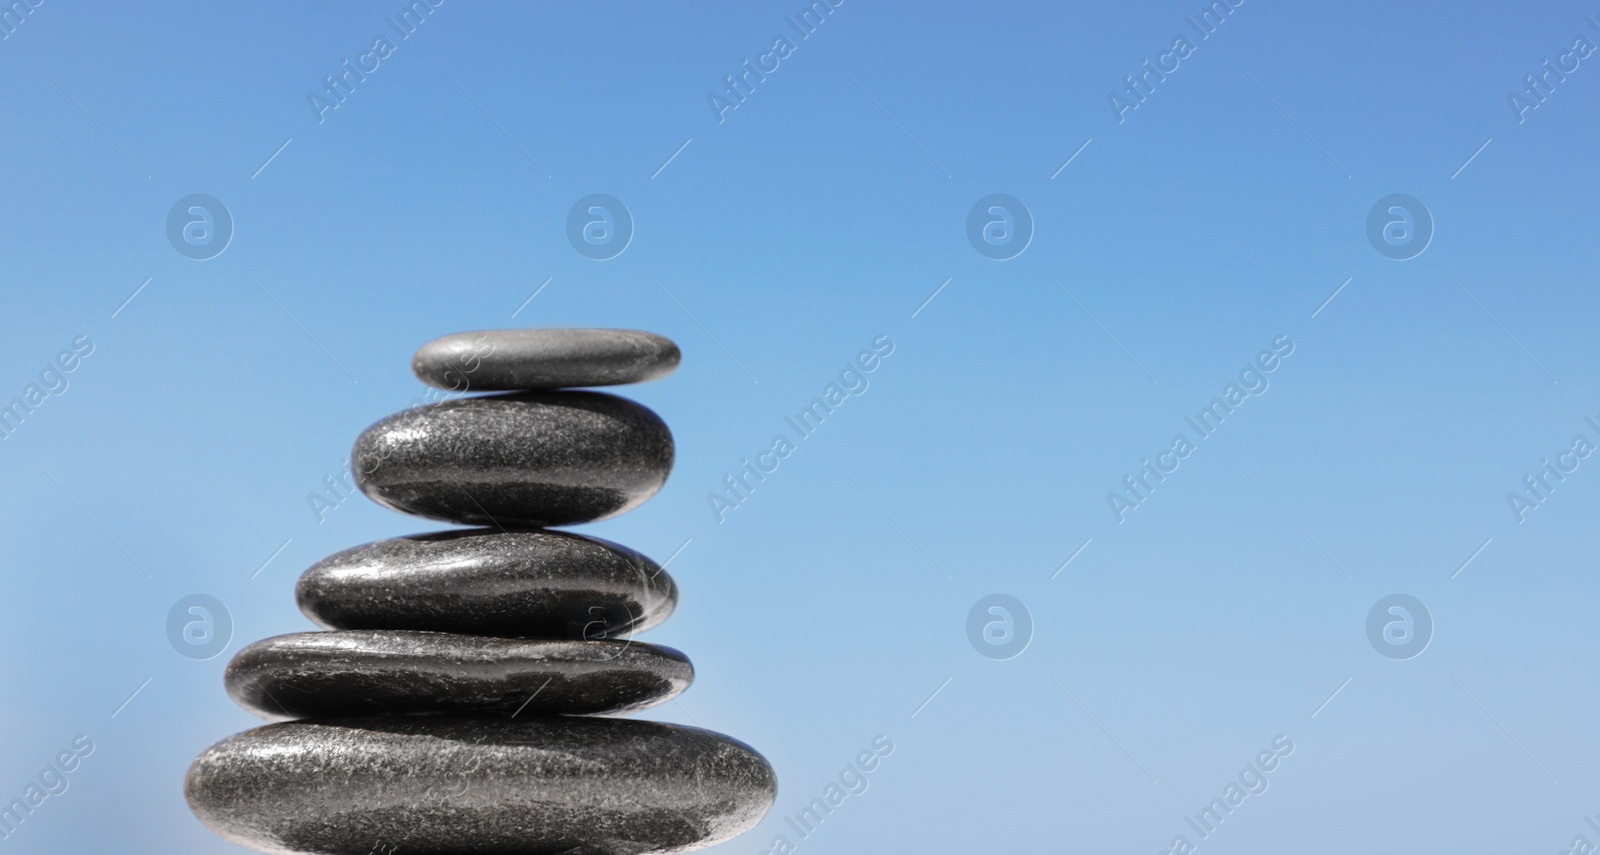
3,2 -> 1599,853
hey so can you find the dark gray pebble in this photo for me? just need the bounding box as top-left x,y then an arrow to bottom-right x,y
225,630 -> 692,719
353,391 -> 673,527
296,529 -> 677,639
413,328 -> 680,391
186,715 -> 777,855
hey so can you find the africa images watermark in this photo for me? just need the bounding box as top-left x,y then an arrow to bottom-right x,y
1507,13 -> 1598,124
1155,734 -> 1294,855
1,334 -> 95,442
1109,0 -> 1243,124
365,753 -> 481,855
1505,412 -> 1600,524
708,334 -> 895,523
1549,811 -> 1600,855
1108,335 -> 1295,522
0,0 -> 45,43
307,0 -> 443,124
308,332 -> 496,522
709,0 -> 843,124
0,734 -> 95,842
750,734 -> 893,855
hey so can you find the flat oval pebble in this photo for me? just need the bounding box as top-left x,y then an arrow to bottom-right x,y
297,529 -> 677,639
354,391 -> 673,527
414,328 -> 680,391
186,715 -> 776,855
226,630 -> 692,719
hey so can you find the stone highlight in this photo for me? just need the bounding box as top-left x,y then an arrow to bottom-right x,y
187,329 -> 774,854
187,717 -> 776,855
413,328 -> 680,391
353,391 -> 673,528
226,631 -> 693,719
296,528 -> 677,639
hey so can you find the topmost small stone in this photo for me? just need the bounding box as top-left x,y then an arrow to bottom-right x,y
413,329 -> 680,391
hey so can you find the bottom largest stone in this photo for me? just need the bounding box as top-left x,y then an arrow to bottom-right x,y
186,716 -> 776,855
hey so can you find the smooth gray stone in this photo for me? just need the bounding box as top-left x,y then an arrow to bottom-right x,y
414,328 -> 681,391
354,391 -> 673,528
296,529 -> 677,639
186,716 -> 777,855
226,631 -> 692,719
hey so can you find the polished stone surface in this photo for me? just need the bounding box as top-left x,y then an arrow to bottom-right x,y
413,329 -> 680,391
297,529 -> 677,639
226,630 -> 692,719
353,391 -> 674,527
186,716 -> 777,855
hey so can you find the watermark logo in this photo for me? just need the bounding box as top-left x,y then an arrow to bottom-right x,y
1507,416 -> 1600,523
966,194 -> 1032,260
0,334 -> 94,442
753,734 -> 892,854
707,0 -> 842,125
1110,335 -> 1295,522
1507,17 -> 1597,124
166,194 -> 233,260
1366,594 -> 1431,660
0,0 -> 45,43
567,194 -> 633,260
306,0 -> 441,125
166,594 -> 233,660
1157,734 -> 1293,853
1108,0 -> 1242,125
709,335 -> 895,522
966,594 -> 1032,660
0,734 -> 95,842
1365,194 -> 1432,261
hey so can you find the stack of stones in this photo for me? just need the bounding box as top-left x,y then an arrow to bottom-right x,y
186,329 -> 776,855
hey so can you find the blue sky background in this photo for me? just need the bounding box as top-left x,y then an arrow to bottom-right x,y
4,2 -> 1600,852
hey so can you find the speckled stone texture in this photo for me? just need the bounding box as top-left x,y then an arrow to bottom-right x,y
188,329 -> 775,855
413,328 -> 681,391
296,529 -> 677,639
353,391 -> 674,528
226,631 -> 692,719
186,716 -> 777,855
